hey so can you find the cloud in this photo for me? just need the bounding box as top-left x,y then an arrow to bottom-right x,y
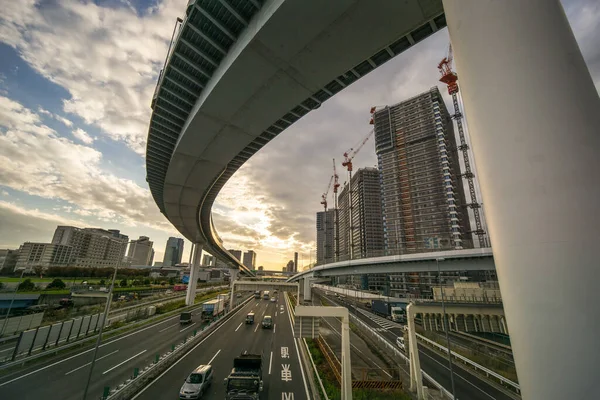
0,96 -> 176,235
72,127 -> 94,144
0,0 -> 182,154
38,107 -> 74,127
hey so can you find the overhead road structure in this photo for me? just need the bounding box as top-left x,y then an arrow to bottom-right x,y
288,247 -> 494,281
146,0 -> 447,275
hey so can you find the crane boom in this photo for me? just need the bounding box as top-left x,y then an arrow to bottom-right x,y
320,175 -> 334,210
341,129 -> 374,172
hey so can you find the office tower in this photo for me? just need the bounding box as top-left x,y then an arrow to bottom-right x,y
286,260 -> 294,272
338,167 -> 385,259
228,249 -> 242,262
373,87 -> 472,253
15,242 -> 73,272
127,236 -> 154,266
51,226 -> 128,268
202,254 -> 215,266
163,237 -> 184,267
293,252 -> 298,272
316,210 -> 335,264
243,250 -> 256,270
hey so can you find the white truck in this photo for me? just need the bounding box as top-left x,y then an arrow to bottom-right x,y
201,298 -> 225,322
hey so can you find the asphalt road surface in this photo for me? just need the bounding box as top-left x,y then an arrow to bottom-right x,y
0,294 -> 251,400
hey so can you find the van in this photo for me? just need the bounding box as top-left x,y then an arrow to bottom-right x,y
180,364 -> 213,399
246,312 -> 255,324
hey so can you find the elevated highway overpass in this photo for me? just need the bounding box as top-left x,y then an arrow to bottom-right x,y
145,0 -> 600,398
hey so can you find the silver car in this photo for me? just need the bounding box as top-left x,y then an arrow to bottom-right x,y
180,364 -> 213,399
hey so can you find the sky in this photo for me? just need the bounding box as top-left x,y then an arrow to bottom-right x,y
0,1 -> 598,270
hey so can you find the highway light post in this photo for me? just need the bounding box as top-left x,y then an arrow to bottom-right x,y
82,239 -> 131,400
436,257 -> 456,398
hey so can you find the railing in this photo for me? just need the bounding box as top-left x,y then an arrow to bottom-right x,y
415,333 -> 520,394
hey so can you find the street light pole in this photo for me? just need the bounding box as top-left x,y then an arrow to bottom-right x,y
82,240 -> 130,400
436,257 -> 456,398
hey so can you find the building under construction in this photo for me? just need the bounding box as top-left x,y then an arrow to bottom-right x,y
338,167 -> 385,260
316,210 -> 335,265
373,87 -> 472,253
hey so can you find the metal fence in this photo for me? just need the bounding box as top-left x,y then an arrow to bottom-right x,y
6,312 -> 104,361
0,312 -> 45,336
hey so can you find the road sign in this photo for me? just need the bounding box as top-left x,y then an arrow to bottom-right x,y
293,316 -> 320,338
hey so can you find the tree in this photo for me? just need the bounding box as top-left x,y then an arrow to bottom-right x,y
119,279 -> 128,287
99,279 -> 106,285
33,265 -> 45,278
143,279 -> 151,285
132,280 -> 142,286
168,277 -> 175,285
18,279 -> 35,291
47,278 -> 66,290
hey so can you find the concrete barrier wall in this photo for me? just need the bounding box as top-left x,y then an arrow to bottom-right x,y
0,312 -> 44,336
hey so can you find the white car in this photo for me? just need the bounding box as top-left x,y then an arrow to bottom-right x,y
396,336 -> 405,351
270,297 -> 276,302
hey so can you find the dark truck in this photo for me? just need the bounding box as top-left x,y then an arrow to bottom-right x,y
224,353 -> 263,400
371,299 -> 406,323
180,311 -> 192,325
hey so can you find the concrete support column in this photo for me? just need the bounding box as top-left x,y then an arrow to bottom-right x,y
434,314 -> 439,331
443,1 -> 600,398
341,314 -> 353,400
185,243 -> 202,306
303,277 -> 312,301
463,314 -> 468,332
229,269 -> 239,309
500,316 -> 508,335
407,304 -> 424,399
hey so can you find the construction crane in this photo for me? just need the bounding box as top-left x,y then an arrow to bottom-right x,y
341,129 -> 374,259
332,159 -> 340,262
438,43 -> 486,247
320,175 -> 334,211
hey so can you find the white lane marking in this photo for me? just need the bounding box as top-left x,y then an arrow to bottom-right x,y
254,323 -> 259,333
65,350 -> 119,375
131,297 -> 254,399
0,301 -> 213,387
275,311 -> 278,317
0,348 -> 14,353
273,323 -> 276,334
235,322 -> 243,332
179,322 -> 196,333
208,349 -> 221,365
284,293 -> 310,400
102,349 -> 147,375
159,323 -> 178,333
269,351 -> 273,375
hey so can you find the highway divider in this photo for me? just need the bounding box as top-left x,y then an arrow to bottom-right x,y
102,295 -> 253,400
284,292 -> 329,400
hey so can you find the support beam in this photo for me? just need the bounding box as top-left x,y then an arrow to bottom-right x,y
303,277 -> 312,301
443,1 -> 600,398
229,268 -> 239,308
186,243 -> 202,305
406,304 -> 424,399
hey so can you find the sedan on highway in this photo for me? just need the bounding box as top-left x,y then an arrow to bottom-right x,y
270,297 -> 276,302
180,364 -> 213,399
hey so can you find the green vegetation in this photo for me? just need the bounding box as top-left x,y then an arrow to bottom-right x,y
18,278 -> 35,291
47,278 -> 66,290
119,279 -> 128,287
305,339 -> 409,400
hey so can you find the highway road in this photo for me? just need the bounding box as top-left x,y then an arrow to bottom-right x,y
133,291 -> 310,400
0,293 -> 251,400
317,290 -> 515,400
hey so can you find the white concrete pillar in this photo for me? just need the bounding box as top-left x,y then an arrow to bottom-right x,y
500,316 -> 508,335
229,268 -> 239,308
463,314 -> 468,332
303,277 -> 312,301
185,243 -> 202,306
407,304 -> 424,399
341,314 -> 353,400
443,1 -> 600,398
434,314 -> 439,331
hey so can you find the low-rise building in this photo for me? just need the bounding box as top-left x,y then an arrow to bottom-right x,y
15,242 -> 73,272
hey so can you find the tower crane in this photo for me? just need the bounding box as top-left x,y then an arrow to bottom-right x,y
438,43 -> 486,247
320,175 -> 334,211
320,174 -> 333,263
332,159 -> 340,261
341,129 -> 374,259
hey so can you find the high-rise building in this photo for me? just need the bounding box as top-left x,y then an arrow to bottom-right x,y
0,249 -> 19,272
243,250 -> 256,270
163,237 -> 184,267
373,87 -> 472,254
203,254 -> 216,267
293,252 -> 298,273
316,210 -> 335,264
51,226 -> 128,268
286,260 -> 294,272
228,249 -> 242,262
127,236 -> 154,266
15,242 -> 73,272
338,167 -> 385,260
